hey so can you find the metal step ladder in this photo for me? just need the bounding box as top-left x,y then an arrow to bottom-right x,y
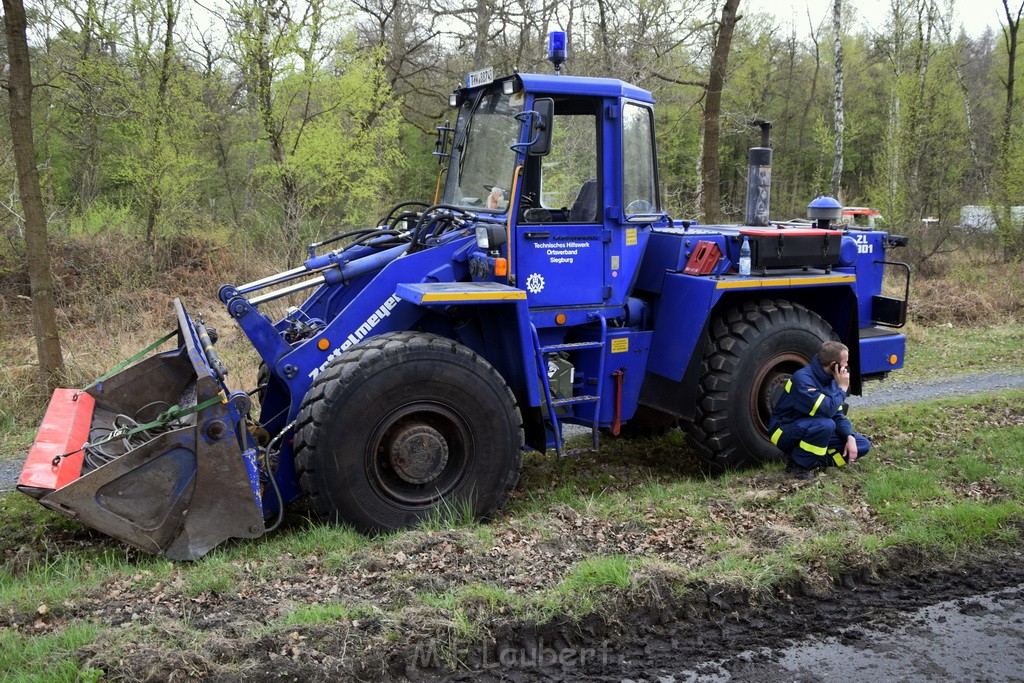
530,317 -> 607,458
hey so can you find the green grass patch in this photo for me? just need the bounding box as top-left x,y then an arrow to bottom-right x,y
278,601 -> 373,627
692,553 -> 787,593
863,470 -> 951,522
561,555 -> 635,594
0,622 -> 103,683
417,495 -> 479,531
900,322 -> 1024,382
890,500 -> 1023,552
230,515 -> 371,571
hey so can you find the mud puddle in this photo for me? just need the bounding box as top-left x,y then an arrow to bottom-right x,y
675,583 -> 1024,681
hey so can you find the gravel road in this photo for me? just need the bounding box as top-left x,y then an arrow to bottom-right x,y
851,371 -> 1024,407
0,458 -> 22,493
2,372 -> 1024,494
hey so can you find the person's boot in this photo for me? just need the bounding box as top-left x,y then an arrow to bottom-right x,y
785,458 -> 815,480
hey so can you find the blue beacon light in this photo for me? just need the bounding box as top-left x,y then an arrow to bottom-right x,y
548,31 -> 567,73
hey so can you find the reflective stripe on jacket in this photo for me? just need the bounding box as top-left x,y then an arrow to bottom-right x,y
769,355 -> 853,439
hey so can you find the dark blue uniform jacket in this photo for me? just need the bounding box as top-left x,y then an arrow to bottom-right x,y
769,355 -> 853,438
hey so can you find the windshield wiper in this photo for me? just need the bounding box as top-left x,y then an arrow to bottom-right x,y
455,90 -> 485,184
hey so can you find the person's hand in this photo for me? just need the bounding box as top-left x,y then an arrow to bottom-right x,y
832,361 -> 851,392
843,434 -> 858,462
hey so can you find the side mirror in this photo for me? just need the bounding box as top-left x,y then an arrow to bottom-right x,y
529,98 -> 554,157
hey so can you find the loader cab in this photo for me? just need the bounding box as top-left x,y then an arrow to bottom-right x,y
515,81 -> 660,307
445,73 -> 660,307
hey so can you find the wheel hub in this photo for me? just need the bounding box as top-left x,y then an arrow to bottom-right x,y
388,424 -> 449,485
750,352 -> 808,435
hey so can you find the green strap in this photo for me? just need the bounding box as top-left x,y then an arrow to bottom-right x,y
76,329 -> 178,398
54,392 -> 227,465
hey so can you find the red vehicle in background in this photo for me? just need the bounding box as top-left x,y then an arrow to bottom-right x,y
842,207 -> 884,230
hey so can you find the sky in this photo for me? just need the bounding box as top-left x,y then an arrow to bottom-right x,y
748,0 -> 1005,39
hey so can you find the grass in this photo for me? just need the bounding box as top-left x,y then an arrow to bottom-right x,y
0,623 -> 104,683
898,320 -> 1024,382
278,602 -> 374,627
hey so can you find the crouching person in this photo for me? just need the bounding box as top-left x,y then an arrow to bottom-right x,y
769,341 -> 872,480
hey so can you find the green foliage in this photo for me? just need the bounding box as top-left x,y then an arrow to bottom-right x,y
274,40 -> 404,228
67,199 -> 136,235
7,0 -> 1020,250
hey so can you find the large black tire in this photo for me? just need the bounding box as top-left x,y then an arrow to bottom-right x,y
685,299 -> 836,473
294,332 -> 524,533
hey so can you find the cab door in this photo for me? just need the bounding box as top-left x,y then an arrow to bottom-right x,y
515,101 -> 606,306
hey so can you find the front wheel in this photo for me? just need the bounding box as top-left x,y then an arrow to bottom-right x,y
294,332 -> 524,533
685,299 -> 836,473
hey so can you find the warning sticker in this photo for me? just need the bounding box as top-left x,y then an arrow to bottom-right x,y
625,228 -> 638,246
610,338 -> 629,353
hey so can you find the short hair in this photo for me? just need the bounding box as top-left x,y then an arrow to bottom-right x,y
819,341 -> 848,366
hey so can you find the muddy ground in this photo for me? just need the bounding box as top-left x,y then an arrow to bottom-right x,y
34,541 -> 1016,682
403,553 -> 1024,682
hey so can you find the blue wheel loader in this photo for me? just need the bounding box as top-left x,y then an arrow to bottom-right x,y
18,42 -> 909,559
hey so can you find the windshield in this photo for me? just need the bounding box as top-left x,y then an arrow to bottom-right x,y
442,88 -> 524,212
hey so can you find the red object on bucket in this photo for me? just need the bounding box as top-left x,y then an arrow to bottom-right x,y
19,389 -> 94,493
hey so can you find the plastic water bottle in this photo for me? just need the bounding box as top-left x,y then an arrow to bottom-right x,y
739,236 -> 752,277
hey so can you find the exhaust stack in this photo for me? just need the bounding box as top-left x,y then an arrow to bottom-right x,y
745,119 -> 772,226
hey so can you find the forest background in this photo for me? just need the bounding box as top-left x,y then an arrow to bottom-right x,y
3,0 -> 1023,247
2,0 -> 1024,388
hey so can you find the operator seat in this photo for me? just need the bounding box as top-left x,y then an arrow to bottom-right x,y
568,179 -> 598,223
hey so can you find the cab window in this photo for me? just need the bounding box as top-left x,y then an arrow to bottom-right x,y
622,103 -> 659,215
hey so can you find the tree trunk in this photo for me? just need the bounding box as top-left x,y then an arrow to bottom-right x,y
75,0 -> 102,213
700,0 -> 741,224
596,0 -> 611,71
145,0 -> 179,246
830,0 -> 845,200
792,24 -> 821,214
472,0 -> 491,70
4,0 -> 66,389
999,0 -> 1022,257
1002,0 -> 1022,149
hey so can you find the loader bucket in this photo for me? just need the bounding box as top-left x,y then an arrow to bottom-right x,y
18,300 -> 266,560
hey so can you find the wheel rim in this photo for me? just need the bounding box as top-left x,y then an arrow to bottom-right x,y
367,401 -> 472,506
749,352 -> 809,437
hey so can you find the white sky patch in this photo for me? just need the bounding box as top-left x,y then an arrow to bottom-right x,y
748,0 -> 1003,39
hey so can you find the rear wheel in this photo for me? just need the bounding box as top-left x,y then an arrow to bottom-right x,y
685,299 -> 836,473
295,332 -> 523,533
